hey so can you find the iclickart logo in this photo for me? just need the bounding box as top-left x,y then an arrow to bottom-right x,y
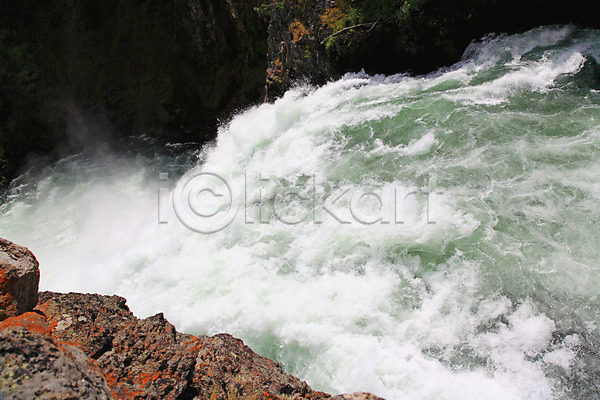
158,167 -> 443,234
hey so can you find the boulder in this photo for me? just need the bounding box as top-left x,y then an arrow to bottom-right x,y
37,291 -> 331,399
37,292 -> 199,399
192,333 -> 322,399
0,237 -> 40,321
0,323 -> 113,399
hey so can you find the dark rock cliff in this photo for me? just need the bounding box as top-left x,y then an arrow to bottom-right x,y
261,0 -> 331,99
321,0 -> 600,75
0,0 -> 267,186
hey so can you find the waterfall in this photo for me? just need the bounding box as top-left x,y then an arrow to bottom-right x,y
2,25 -> 600,399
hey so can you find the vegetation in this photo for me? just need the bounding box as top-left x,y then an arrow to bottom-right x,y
289,20 -> 310,43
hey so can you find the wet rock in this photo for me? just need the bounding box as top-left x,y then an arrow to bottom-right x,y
193,333 -> 328,399
0,237 -> 40,321
332,392 -> 386,400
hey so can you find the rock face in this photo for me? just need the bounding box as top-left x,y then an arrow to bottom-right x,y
0,321 -> 113,400
0,237 -> 39,321
0,240 -> 113,399
0,0 -> 267,185
193,333 -> 318,399
0,238 -> 381,399
37,292 -> 200,399
36,291 -> 329,399
261,0 -> 331,99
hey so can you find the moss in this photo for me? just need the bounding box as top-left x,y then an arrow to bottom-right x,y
304,45 -> 311,59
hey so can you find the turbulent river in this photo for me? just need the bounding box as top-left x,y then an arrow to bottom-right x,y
2,25 -> 600,399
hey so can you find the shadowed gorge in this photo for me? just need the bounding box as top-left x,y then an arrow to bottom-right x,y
2,0 -> 600,185
0,0 -> 267,185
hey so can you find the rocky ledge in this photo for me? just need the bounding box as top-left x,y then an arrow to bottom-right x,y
0,237 -> 382,400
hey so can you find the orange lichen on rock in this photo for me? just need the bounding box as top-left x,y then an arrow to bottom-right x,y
0,237 -> 40,321
0,270 -> 17,318
289,19 -> 309,43
0,311 -> 51,336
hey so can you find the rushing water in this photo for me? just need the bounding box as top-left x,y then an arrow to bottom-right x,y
2,25 -> 600,399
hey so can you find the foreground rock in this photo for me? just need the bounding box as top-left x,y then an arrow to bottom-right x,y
0,316 -> 113,400
36,291 -> 328,399
0,237 -> 39,321
0,238 -> 382,399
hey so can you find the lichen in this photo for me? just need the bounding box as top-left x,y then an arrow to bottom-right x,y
289,20 -> 309,44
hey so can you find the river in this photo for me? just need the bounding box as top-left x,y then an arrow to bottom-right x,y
1,25 -> 599,399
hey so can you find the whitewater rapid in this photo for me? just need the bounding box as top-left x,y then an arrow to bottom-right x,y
2,25 -> 600,399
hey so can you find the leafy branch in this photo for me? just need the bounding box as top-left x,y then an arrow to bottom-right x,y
320,17 -> 380,45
